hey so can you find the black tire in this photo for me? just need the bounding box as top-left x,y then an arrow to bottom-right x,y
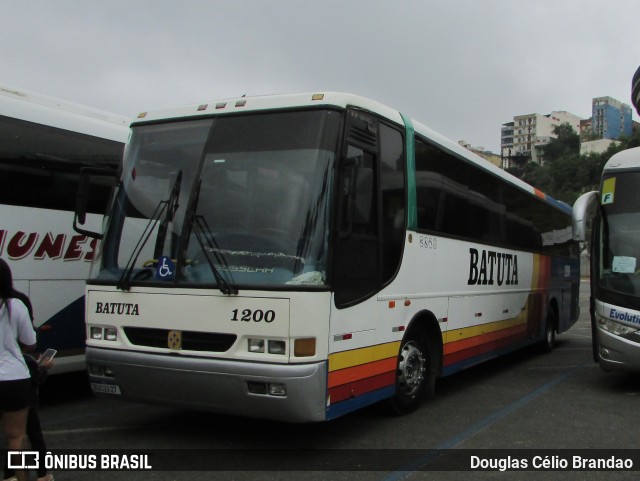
388,327 -> 435,415
540,307 -> 557,353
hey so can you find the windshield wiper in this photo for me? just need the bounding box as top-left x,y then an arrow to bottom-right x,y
117,171 -> 182,291
189,182 -> 238,295
154,171 -> 182,257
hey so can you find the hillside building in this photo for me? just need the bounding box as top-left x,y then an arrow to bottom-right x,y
501,111 -> 582,168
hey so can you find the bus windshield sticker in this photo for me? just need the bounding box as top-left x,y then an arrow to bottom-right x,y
601,177 -> 616,205
612,256 -> 636,274
156,256 -> 176,281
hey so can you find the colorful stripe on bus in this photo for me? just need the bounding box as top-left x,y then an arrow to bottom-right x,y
442,253 -> 552,374
326,254 -> 555,417
326,341 -> 400,419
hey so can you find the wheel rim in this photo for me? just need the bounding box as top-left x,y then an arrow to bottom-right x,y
546,323 -> 555,346
397,341 -> 426,397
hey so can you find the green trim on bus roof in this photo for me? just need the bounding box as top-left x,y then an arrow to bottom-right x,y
401,112 -> 417,231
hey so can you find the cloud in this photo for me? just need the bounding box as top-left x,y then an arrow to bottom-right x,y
2,0 -> 639,152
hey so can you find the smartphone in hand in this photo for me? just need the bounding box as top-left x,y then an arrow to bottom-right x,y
38,348 -> 57,365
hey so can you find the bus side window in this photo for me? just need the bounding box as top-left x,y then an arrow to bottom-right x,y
379,123 -> 405,282
339,146 -> 376,236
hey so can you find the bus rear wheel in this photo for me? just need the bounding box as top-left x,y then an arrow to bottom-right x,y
388,327 -> 434,415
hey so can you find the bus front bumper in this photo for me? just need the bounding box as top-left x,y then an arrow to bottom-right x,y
86,347 -> 328,423
597,328 -> 640,373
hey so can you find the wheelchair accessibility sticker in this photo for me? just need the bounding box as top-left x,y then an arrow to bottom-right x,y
156,256 -> 176,281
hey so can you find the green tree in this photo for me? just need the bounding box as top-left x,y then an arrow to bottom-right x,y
543,123 -> 580,163
505,125 -> 640,205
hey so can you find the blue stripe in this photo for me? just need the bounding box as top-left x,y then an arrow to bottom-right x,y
326,386 -> 396,420
442,338 -> 535,377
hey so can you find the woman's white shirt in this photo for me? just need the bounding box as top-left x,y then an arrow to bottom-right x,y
0,298 -> 37,381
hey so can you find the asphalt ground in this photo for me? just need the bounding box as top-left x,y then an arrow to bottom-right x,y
3,279 -> 640,480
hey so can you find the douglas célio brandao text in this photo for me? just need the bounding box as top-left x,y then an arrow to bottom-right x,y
470,454 -> 634,471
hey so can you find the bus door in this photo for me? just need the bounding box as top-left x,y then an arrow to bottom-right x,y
333,109 -> 405,309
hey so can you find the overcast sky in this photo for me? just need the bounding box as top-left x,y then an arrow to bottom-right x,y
2,0 -> 638,152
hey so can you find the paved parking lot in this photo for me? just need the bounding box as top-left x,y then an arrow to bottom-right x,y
5,280 -> 640,480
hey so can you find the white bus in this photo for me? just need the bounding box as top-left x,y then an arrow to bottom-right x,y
81,92 -> 580,421
574,147 -> 640,372
0,85 -> 129,373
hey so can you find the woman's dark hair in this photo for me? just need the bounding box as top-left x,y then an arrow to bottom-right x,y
0,258 -> 14,301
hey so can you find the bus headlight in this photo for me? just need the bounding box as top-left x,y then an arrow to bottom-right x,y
247,338 -> 286,355
90,327 -> 103,340
89,326 -> 118,341
597,315 -> 639,336
104,328 -> 118,341
268,340 -> 286,355
248,338 -> 265,353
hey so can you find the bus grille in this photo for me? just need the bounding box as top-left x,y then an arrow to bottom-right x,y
123,327 -> 237,352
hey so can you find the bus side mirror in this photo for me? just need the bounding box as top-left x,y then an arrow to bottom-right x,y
75,173 -> 90,227
73,167 -> 119,239
572,191 -> 599,242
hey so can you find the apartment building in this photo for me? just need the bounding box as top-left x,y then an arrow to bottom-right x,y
500,96 -> 633,169
591,96 -> 632,140
501,111 -> 582,168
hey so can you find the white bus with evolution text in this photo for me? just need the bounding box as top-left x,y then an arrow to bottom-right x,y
80,92 -> 580,421
575,147 -> 640,372
0,85 -> 129,372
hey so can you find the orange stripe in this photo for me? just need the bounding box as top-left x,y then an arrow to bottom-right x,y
444,330 -> 528,366
329,371 -> 396,404
533,188 -> 546,199
328,357 -> 397,389
443,324 -> 527,356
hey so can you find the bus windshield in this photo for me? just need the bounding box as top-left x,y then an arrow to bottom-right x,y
97,109 -> 341,289
599,171 -> 640,298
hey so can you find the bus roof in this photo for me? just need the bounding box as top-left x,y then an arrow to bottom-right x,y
604,146 -> 640,173
133,92 -> 404,126
0,85 -> 130,143
132,91 -> 568,213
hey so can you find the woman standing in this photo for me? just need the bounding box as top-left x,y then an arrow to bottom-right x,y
0,258 -> 37,458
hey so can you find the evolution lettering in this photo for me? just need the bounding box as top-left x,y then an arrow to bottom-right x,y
467,248 -> 518,286
0,230 -> 98,261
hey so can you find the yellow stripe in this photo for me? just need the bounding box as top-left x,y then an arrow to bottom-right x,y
329,341 -> 401,372
445,316 -> 526,344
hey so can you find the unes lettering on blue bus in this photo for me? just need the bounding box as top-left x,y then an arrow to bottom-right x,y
0,85 -> 128,373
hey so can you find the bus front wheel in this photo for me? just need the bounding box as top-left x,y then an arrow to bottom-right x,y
541,307 -> 557,353
388,327 -> 435,415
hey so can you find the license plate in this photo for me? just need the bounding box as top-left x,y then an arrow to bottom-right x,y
91,382 -> 122,395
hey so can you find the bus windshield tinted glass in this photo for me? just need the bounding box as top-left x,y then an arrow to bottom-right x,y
599,172 -> 640,298
98,110 -> 341,289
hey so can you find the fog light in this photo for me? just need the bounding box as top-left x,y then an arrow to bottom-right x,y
247,382 -> 268,395
268,340 -> 286,355
248,339 -> 265,353
104,366 -> 115,377
268,383 -> 287,397
88,364 -> 104,376
90,327 -> 103,340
